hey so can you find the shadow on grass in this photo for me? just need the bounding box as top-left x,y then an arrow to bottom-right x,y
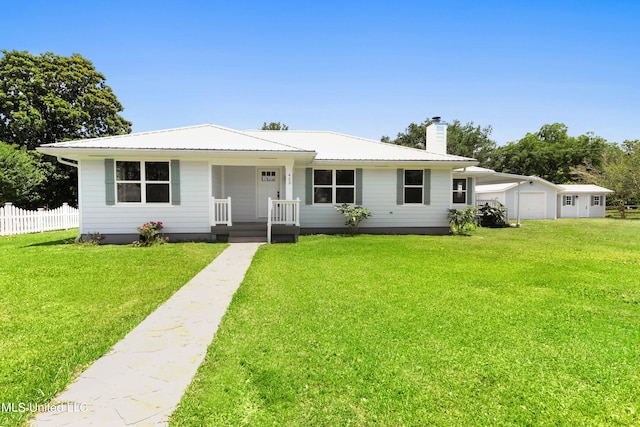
606,216 -> 640,221
24,238 -> 76,247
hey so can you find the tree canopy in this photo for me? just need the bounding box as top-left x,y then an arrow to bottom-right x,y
381,117 -> 496,165
0,50 -> 131,207
0,142 -> 48,206
571,140 -> 640,217
486,123 -> 609,184
261,121 -> 289,130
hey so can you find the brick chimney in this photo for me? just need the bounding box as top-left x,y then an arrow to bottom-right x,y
426,116 -> 447,154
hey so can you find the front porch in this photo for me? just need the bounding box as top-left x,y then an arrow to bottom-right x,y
209,164 -> 300,242
211,197 -> 300,243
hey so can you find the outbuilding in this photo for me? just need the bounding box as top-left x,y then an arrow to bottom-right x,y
557,185 -> 613,218
475,177 -> 563,221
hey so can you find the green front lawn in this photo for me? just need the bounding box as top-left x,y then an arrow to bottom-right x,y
0,230 -> 226,427
172,220 -> 640,426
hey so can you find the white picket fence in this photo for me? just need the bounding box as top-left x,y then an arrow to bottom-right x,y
0,202 -> 79,236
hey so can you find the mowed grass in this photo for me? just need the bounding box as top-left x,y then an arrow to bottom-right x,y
172,219 -> 640,426
0,230 -> 226,427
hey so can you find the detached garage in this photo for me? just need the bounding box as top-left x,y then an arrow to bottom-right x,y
465,167 -> 614,221
476,178 -> 562,220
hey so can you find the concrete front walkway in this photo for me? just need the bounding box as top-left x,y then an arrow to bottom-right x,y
31,243 -> 262,427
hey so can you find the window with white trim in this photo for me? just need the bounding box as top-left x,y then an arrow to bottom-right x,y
452,178 -> 467,204
563,195 -> 573,206
313,169 -> 355,204
592,195 -> 601,206
404,170 -> 423,204
116,161 -> 171,203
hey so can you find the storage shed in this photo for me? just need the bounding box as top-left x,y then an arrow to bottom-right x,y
557,185 -> 613,218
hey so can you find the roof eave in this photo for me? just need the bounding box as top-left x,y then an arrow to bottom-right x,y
311,159 -> 478,167
36,146 -> 317,161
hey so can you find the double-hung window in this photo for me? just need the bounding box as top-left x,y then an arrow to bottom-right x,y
563,195 -> 573,206
591,195 -> 601,206
404,170 -> 424,204
313,169 -> 355,204
116,161 -> 171,203
452,178 -> 467,204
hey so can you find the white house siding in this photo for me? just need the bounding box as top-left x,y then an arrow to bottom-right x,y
78,159 -> 210,236
293,167 -> 452,229
223,166 -> 257,222
558,194 -> 608,218
211,165 -> 223,198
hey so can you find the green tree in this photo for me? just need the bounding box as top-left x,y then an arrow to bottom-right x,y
447,120 -> 496,166
261,121 -> 289,130
571,140 -> 640,218
381,119 -> 431,149
0,142 -> 48,207
0,50 -> 132,206
381,118 -> 496,165
488,123 -> 609,183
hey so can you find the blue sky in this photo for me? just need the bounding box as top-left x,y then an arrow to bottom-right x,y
4,0 -> 640,145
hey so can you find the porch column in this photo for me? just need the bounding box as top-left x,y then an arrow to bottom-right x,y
284,162 -> 294,199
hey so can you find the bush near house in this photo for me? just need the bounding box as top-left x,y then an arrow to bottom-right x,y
335,204 -> 373,236
447,206 -> 478,235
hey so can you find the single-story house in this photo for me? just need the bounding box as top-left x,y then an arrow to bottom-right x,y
37,121 -> 477,243
556,184 -> 613,218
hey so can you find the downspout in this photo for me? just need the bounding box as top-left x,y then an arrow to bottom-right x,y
516,182 -> 521,227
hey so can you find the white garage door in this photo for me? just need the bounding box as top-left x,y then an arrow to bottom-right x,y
519,192 -> 546,219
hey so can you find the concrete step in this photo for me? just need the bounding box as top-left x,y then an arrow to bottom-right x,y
228,230 -> 267,237
228,236 -> 268,243
230,222 -> 267,230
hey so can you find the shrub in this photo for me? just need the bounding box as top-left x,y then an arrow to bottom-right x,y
477,203 -> 510,228
335,204 -> 373,236
76,232 -> 104,246
134,221 -> 167,247
447,207 -> 478,235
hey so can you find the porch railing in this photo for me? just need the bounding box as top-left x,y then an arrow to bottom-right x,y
476,199 -> 501,208
267,198 -> 300,243
211,197 -> 232,226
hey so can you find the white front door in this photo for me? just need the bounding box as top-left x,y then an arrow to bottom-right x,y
257,169 -> 279,218
578,197 -> 589,217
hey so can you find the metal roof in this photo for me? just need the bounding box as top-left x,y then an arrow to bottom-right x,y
38,124 -> 478,165
39,124 -> 312,152
476,183 -> 520,192
243,130 -> 476,162
558,184 -> 614,194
